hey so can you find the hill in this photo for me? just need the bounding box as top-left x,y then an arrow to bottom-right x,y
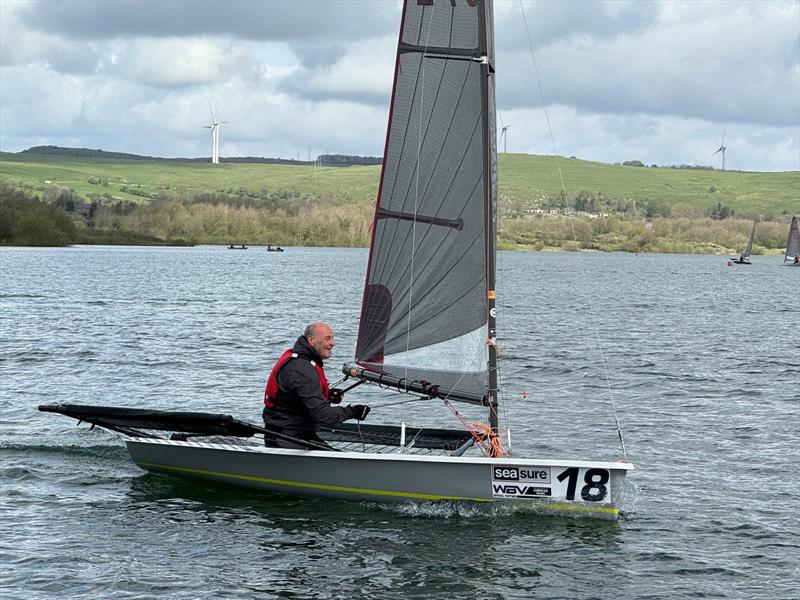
1,147 -> 797,252
17,145 -> 381,166
2,148 -> 797,217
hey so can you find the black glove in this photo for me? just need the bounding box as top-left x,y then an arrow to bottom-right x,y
329,388 -> 344,404
348,404 -> 371,421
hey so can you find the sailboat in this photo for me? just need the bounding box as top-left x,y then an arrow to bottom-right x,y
731,221 -> 756,264
784,216 -> 800,266
39,0 -> 633,519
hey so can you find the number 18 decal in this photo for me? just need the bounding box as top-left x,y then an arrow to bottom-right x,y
556,467 -> 610,502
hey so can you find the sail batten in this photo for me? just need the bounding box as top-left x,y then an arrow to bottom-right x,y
399,42 -> 479,57
354,0 -> 495,402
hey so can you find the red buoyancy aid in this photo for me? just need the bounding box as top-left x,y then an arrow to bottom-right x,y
263,349 -> 330,409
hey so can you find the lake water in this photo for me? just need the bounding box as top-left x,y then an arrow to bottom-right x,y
1,246 -> 797,599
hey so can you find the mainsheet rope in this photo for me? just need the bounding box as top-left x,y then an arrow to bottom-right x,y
518,0 -> 627,459
359,340 -> 507,458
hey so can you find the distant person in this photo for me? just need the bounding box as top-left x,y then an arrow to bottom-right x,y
794,254 -> 799,264
263,322 -> 370,449
267,245 -> 272,250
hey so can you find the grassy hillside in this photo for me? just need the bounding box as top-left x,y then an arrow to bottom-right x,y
0,152 -> 379,204
1,151 -> 798,216
500,154 -> 799,216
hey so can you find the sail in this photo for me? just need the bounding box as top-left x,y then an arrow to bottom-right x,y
354,0 -> 496,402
785,216 -> 800,262
743,221 -> 756,258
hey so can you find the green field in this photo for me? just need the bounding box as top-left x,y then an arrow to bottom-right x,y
0,152 -> 380,204
1,151 -> 798,216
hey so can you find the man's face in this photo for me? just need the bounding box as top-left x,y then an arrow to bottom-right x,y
308,325 -> 335,360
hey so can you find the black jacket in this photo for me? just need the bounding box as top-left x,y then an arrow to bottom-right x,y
263,336 -> 355,439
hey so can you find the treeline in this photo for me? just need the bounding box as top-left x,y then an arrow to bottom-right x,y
0,186 -> 185,246
91,197 -> 374,246
499,214 -> 788,253
1,183 -> 792,253
0,188 -> 78,245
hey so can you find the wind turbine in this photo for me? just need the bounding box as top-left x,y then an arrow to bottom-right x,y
498,111 -> 510,154
202,102 -> 229,164
500,125 -> 511,154
713,129 -> 727,171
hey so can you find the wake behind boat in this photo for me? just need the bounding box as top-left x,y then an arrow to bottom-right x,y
39,0 -> 633,520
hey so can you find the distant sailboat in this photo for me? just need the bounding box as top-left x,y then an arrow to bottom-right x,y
731,221 -> 756,265
784,216 -> 800,266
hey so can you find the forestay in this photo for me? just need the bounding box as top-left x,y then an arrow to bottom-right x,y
354,0 -> 497,404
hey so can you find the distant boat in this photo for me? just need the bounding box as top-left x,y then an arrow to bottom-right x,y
784,216 -> 800,266
227,244 -> 248,250
266,245 -> 284,252
731,221 -> 756,265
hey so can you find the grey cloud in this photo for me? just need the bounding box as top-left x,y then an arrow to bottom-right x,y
43,43 -> 102,74
495,3 -> 799,129
496,1 -> 659,53
18,0 -> 399,45
289,42 -> 347,69
279,74 -> 388,108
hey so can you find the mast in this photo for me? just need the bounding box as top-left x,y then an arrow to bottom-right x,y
478,0 -> 499,438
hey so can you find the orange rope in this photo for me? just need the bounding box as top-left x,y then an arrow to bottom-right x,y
443,400 -> 508,458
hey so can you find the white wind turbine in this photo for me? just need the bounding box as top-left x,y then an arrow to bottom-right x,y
202,102 -> 229,164
498,112 -> 510,154
713,128 -> 727,171
500,125 -> 511,154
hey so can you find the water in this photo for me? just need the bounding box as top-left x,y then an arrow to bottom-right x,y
1,246 -> 797,599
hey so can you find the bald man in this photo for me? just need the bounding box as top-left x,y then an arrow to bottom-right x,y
263,322 -> 370,449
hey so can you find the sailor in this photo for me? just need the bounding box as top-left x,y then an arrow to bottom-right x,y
263,322 -> 370,449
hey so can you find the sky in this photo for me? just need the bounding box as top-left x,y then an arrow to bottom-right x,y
1,0 -> 798,172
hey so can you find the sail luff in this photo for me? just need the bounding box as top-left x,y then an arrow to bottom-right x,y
354,1 -> 410,356
477,0 -> 499,435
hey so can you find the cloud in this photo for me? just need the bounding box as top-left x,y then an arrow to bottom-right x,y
14,0 -> 399,50
109,37 -> 255,87
280,35 -> 396,106
0,0 -> 797,171
497,1 -> 799,127
0,1 -> 101,74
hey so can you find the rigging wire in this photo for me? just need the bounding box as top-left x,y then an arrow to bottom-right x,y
518,0 -> 627,459
496,227 -> 511,452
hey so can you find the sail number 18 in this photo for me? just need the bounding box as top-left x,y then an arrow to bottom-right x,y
556,467 -> 609,502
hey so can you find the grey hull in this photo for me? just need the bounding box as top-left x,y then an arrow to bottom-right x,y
125,437 -> 633,520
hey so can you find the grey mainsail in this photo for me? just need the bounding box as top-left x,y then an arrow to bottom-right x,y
743,221 -> 756,258
785,216 -> 800,262
354,0 -> 496,403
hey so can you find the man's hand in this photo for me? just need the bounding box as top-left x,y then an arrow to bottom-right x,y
329,388 -> 344,404
348,404 -> 371,421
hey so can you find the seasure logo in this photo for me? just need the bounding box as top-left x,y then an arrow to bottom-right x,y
491,465 -> 551,484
